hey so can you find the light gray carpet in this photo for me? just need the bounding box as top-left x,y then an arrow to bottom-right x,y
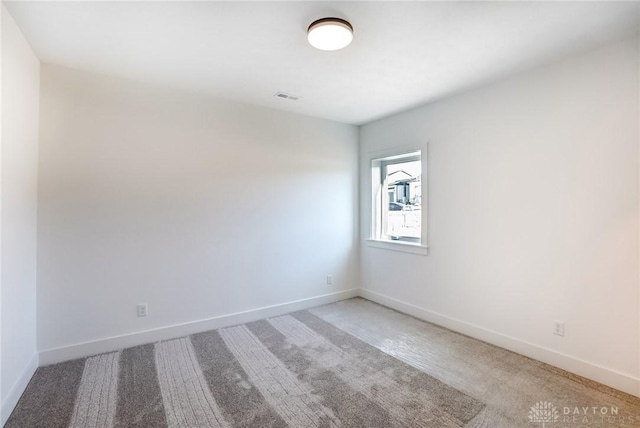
6,308 -> 485,428
311,299 -> 640,428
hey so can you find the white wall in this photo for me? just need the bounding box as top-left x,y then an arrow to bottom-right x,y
1,4 -> 40,422
1,7 -> 4,423
360,37 -> 640,395
38,64 -> 359,356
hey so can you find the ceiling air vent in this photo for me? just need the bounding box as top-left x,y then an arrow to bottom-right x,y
274,92 -> 300,101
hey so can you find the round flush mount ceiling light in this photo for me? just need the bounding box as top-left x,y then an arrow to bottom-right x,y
307,17 -> 353,51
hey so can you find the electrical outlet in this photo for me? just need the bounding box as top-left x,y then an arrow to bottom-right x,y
137,303 -> 148,317
553,321 -> 565,337
326,275 -> 333,285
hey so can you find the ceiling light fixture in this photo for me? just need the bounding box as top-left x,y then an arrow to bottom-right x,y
307,17 -> 353,51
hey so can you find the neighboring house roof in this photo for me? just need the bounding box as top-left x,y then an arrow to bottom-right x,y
388,170 -> 414,185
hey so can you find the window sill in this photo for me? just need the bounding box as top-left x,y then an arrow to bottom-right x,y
365,239 -> 428,256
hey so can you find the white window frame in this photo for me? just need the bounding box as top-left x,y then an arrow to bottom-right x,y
367,149 -> 428,256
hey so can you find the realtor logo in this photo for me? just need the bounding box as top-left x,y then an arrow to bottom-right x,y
529,401 -> 559,427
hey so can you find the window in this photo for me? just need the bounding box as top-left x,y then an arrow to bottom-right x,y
371,151 -> 423,246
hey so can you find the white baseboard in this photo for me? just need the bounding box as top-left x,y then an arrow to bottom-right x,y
39,288 -> 359,366
2,352 -> 39,426
34,287 -> 640,398
359,289 -> 640,398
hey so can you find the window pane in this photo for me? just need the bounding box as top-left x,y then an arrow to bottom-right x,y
385,160 -> 421,242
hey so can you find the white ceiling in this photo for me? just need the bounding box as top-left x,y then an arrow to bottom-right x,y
5,1 -> 639,125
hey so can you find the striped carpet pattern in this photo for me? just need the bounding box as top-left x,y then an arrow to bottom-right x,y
7,310 -> 485,428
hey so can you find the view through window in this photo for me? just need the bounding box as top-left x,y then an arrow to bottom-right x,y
372,151 -> 422,243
